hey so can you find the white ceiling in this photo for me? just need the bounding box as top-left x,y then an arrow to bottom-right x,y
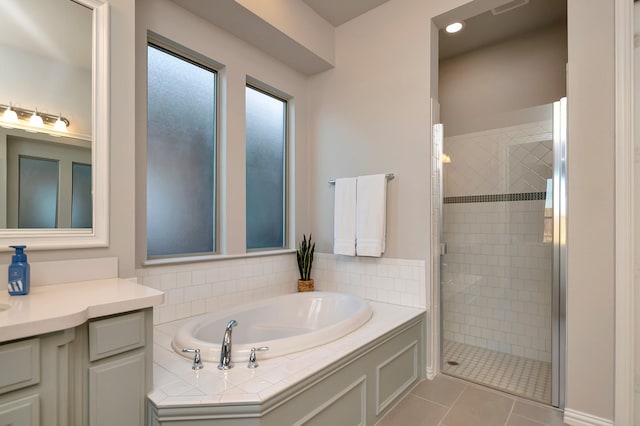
301,0 -> 565,60
0,0 -> 566,76
302,0 -> 391,27
0,0 -> 92,70
436,0 -> 567,60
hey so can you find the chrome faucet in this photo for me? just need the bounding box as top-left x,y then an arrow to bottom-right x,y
218,319 -> 237,370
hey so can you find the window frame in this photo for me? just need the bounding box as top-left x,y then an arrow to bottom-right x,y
145,39 -> 220,260
245,82 -> 290,252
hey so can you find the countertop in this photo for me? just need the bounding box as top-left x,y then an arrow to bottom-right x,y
149,301 -> 425,408
0,278 -> 165,343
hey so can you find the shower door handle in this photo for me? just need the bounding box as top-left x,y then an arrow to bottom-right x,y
440,242 -> 448,256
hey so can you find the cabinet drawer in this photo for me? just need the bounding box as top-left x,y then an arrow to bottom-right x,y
0,339 -> 40,394
89,311 -> 145,361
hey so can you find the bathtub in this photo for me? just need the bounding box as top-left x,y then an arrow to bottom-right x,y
171,291 -> 373,362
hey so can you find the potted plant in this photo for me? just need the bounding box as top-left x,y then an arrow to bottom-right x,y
296,234 -> 315,292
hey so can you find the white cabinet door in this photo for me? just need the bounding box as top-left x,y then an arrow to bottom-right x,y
0,394 -> 39,426
88,352 -> 145,426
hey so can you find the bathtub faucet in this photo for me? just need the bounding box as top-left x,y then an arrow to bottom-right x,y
218,319 -> 237,370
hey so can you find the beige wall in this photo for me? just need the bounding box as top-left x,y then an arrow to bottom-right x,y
134,0 -> 310,266
0,0 -> 138,277
0,0 -> 618,419
565,0 -> 615,420
309,0 -> 615,420
439,22 -> 567,136
308,0 -> 467,259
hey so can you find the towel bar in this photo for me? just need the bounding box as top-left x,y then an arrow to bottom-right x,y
328,173 -> 395,185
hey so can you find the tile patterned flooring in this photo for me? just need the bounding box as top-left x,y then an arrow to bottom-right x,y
442,340 -> 552,404
376,375 -> 567,426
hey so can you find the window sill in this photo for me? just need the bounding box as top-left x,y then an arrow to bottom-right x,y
143,248 -> 296,267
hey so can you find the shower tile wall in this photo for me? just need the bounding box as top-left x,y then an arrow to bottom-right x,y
442,120 -> 553,363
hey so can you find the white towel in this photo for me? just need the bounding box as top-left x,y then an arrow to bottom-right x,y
356,174 -> 387,257
333,177 -> 357,256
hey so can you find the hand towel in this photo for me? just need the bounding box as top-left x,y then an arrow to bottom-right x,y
333,177 -> 357,256
356,174 -> 387,257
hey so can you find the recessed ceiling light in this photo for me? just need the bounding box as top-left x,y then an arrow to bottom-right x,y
445,22 -> 464,34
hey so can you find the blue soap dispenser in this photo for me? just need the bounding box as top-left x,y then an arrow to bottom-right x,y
8,245 -> 29,295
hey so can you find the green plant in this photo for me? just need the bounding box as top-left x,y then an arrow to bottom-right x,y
296,234 -> 315,281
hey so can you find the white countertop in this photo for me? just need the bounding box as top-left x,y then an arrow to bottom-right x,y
0,278 -> 165,343
149,301 -> 425,408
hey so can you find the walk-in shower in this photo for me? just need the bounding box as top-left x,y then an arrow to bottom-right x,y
437,100 -> 566,406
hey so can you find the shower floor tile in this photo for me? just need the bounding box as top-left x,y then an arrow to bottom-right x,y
442,340 -> 552,404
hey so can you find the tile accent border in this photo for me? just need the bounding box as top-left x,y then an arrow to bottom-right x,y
444,192 -> 546,204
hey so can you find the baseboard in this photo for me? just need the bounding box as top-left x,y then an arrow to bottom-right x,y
426,366 -> 436,380
563,408 -> 613,426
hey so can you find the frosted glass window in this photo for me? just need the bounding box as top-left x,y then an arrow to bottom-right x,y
147,44 -> 216,257
71,163 -> 92,228
19,156 -> 59,228
245,86 -> 286,250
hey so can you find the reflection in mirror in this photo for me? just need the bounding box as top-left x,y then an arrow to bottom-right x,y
3,131 -> 91,229
0,0 -> 109,248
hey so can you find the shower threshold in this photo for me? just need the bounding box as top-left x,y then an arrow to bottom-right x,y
442,340 -> 552,404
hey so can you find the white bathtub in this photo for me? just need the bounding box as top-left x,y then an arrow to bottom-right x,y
172,291 -> 373,362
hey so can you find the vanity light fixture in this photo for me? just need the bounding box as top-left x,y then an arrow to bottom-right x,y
2,103 -> 18,124
53,114 -> 68,132
29,109 -> 44,128
0,103 -> 70,132
445,21 -> 465,34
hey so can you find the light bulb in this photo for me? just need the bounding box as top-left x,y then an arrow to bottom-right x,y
445,22 -> 464,33
2,106 -> 18,124
29,110 -> 44,128
53,115 -> 67,132
2,109 -> 18,125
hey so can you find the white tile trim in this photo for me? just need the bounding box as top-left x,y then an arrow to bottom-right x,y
563,409 -> 613,426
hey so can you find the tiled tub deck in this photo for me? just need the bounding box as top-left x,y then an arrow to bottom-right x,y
148,301 -> 426,425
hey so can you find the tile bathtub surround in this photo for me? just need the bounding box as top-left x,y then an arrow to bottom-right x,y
312,252 -> 427,309
149,301 -> 424,407
137,254 -> 298,325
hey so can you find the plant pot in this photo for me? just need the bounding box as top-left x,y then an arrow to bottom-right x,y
297,279 -> 314,292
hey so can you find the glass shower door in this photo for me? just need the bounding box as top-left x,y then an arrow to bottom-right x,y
439,100 -> 566,407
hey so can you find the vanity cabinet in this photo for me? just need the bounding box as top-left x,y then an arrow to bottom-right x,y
0,330 -> 75,426
0,308 -> 153,426
86,311 -> 150,426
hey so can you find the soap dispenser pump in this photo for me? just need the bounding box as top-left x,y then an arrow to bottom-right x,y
8,245 -> 29,295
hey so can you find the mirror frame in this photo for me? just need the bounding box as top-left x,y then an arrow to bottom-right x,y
0,0 -> 109,250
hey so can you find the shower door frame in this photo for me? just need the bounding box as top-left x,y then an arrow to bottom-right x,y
551,98 -> 567,409
434,98 -> 567,408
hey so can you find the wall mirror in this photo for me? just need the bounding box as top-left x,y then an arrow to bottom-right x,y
0,0 -> 109,249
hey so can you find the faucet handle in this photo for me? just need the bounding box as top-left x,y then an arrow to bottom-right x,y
182,348 -> 204,370
247,346 -> 269,369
